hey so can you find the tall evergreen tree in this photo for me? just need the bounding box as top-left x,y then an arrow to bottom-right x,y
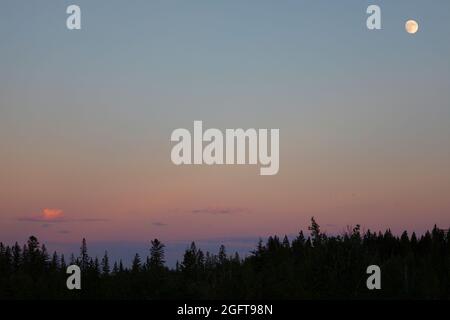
101,251 -> 110,276
308,217 -> 322,246
80,238 -> 89,271
148,239 -> 165,269
12,242 -> 21,272
51,252 -> 59,270
112,261 -> 119,274
60,254 -> 67,271
218,245 -> 227,265
132,253 -> 141,273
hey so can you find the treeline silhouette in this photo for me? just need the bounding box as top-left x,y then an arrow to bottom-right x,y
0,218 -> 449,299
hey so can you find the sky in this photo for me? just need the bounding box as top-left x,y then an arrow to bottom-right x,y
1,0 -> 450,265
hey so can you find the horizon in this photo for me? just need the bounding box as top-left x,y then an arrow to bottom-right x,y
3,220 -> 448,268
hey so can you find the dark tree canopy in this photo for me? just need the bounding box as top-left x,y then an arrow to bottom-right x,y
0,218 -> 449,299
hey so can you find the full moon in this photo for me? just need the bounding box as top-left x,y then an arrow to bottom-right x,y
405,20 -> 419,34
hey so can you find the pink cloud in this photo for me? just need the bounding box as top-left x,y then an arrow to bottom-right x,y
18,209 -> 108,223
42,208 -> 64,220
191,207 -> 249,215
18,208 -> 65,223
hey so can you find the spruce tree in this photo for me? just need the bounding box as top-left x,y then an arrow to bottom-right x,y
101,251 -> 110,276
149,239 -> 165,269
132,253 -> 141,273
80,238 -> 89,271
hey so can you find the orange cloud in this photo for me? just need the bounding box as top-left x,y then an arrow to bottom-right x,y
42,208 -> 64,220
18,209 -> 108,223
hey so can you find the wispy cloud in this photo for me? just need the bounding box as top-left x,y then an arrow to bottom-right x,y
18,208 -> 65,222
152,222 -> 168,227
71,218 -> 109,222
191,207 -> 249,215
18,208 -> 108,223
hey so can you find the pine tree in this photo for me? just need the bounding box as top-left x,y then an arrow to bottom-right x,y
41,244 -> 49,265
27,236 -> 39,253
282,235 -> 290,249
12,242 -> 21,272
51,252 -> 59,270
60,254 -> 67,271
205,252 -> 215,270
25,236 -> 41,277
148,239 -> 165,269
70,253 -> 76,265
0,244 -> 12,275
181,242 -> 197,272
233,252 -> 240,264
101,251 -> 110,276
80,238 -> 89,271
252,238 -> 265,257
308,217 -> 322,246
112,261 -> 119,274
93,257 -> 100,274
181,242 -> 205,276
218,245 -> 227,265
132,253 -> 141,273
5,246 -> 12,274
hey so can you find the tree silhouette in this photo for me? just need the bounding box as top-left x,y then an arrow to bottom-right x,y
148,239 -> 165,270
101,251 -> 110,276
0,218 -> 449,299
112,262 -> 119,275
60,254 -> 66,271
132,254 -> 142,273
80,238 -> 89,271
308,217 -> 322,246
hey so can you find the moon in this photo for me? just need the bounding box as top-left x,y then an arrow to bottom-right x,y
405,20 -> 419,34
